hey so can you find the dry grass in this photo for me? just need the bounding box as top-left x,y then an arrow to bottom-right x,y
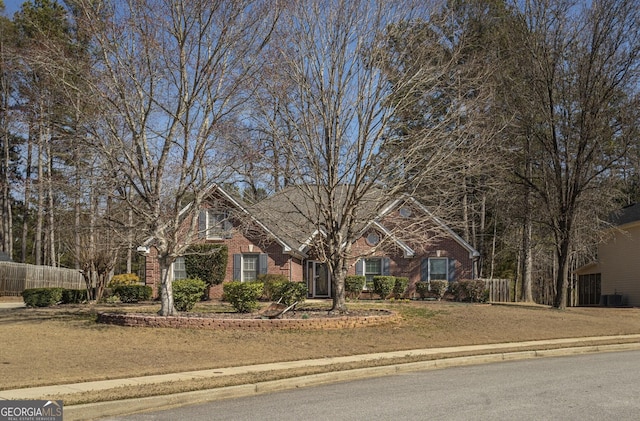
2,299 -> 640,401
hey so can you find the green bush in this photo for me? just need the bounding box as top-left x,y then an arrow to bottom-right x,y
61,289 -> 87,304
223,281 -> 264,313
430,280 -> 449,301
415,282 -> 430,299
451,280 -> 487,302
173,278 -> 207,312
113,285 -> 152,303
451,281 -> 465,301
269,281 -> 307,306
108,273 -> 140,288
184,244 -> 228,286
22,288 -> 64,307
372,276 -> 395,300
258,274 -> 290,300
345,276 -> 365,299
393,277 -> 409,299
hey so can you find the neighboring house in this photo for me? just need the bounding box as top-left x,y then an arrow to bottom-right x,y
143,184 -> 480,299
575,203 -> 640,307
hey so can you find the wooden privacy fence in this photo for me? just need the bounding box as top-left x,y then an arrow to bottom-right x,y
0,262 -> 84,296
481,278 -> 511,302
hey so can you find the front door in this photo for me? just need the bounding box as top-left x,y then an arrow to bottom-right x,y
307,261 -> 330,297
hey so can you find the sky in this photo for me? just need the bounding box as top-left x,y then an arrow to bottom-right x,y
3,0 -> 26,17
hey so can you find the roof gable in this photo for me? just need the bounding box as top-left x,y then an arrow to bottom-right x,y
375,196 -> 480,258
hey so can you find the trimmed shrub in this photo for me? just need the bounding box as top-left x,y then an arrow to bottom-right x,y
451,281 -> 466,301
430,280 -> 449,301
113,285 -> 152,303
393,277 -> 409,299
269,281 -> 307,306
345,276 -> 365,299
108,273 -> 141,288
173,278 -> 207,312
22,288 -> 64,307
372,276 -> 395,300
466,280 -> 488,302
61,289 -> 87,304
415,282 -> 430,300
185,245 -> 228,285
452,280 -> 488,303
223,281 -> 264,313
258,274 -> 290,301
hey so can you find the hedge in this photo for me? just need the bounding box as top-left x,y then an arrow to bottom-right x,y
345,275 -> 365,299
22,288 -> 64,307
393,277 -> 409,299
258,274 -> 290,300
113,285 -> 152,303
173,278 -> 207,312
452,280 -> 488,302
415,282 -> 430,299
223,281 -> 264,313
372,276 -> 395,300
430,280 -> 449,301
184,244 -> 228,286
269,281 -> 307,306
61,289 -> 87,304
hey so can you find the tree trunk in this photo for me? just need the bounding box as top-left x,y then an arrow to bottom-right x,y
158,257 -> 178,316
329,267 -> 348,314
521,209 -> 534,302
0,59 -> 11,257
22,128 -> 32,263
521,138 -> 533,302
553,240 -> 570,310
46,139 -> 56,267
35,121 -> 44,265
328,250 -> 349,314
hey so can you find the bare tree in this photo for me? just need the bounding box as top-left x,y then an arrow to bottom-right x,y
0,8 -> 18,259
74,0 -> 280,315
509,0 -> 640,308
257,0 -> 495,313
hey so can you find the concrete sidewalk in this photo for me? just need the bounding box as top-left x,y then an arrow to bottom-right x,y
0,301 -> 25,309
2,334 -> 640,420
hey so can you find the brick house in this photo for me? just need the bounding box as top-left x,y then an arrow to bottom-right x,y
143,184 -> 479,299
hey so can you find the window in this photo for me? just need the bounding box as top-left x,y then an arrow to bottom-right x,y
173,257 -> 187,280
399,207 -> 412,218
356,257 -> 390,290
365,232 -> 380,246
199,209 -> 232,239
242,254 -> 259,282
364,258 -> 382,289
429,258 -> 448,280
233,253 -> 268,282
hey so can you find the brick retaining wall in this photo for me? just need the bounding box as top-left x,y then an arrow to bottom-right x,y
97,310 -> 397,331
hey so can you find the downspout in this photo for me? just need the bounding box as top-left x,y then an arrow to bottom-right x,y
289,256 -> 292,281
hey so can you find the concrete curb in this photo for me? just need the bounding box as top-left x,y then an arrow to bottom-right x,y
60,339 -> 640,421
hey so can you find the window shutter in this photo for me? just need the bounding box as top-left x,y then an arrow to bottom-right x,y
421,259 -> 428,282
355,259 -> 364,276
448,259 -> 457,282
258,254 -> 268,275
198,210 -> 207,239
382,257 -> 391,276
233,254 -> 241,281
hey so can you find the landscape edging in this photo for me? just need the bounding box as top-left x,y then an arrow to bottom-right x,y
96,309 -> 397,330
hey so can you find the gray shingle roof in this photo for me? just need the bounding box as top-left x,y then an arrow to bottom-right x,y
610,203 -> 640,226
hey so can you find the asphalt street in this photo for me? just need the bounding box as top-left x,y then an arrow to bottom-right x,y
100,349 -> 640,421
